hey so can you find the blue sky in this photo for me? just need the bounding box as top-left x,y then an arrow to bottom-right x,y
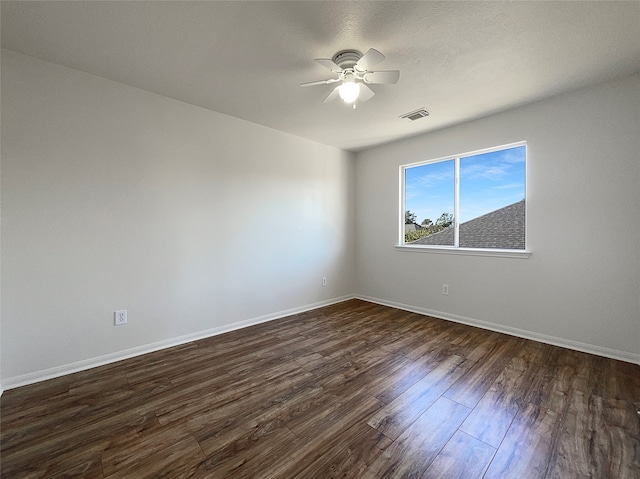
404,145 -> 525,224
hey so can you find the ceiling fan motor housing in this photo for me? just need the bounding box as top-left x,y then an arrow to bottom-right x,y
332,50 -> 362,70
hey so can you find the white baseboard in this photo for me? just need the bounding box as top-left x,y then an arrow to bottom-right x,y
2,295 -> 354,391
356,295 -> 640,366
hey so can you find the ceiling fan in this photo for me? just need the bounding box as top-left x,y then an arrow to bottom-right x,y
300,49 -> 400,108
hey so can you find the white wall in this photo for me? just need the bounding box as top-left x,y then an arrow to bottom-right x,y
1,50 -> 355,385
355,75 -> 640,362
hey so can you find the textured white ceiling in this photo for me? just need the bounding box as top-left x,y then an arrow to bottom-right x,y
2,1 -> 639,151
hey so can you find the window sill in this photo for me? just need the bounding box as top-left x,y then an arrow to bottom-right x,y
395,245 -> 531,259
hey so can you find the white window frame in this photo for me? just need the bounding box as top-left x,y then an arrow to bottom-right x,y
397,141 -> 530,258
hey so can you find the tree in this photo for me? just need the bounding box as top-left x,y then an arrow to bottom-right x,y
421,218 -> 433,226
405,210 -> 417,224
435,213 -> 454,228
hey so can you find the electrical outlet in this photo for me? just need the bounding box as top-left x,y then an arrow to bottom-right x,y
115,310 -> 127,325
442,284 -> 450,295
322,276 -> 327,287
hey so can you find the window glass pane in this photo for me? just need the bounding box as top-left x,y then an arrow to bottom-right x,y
459,145 -> 526,249
404,159 -> 455,246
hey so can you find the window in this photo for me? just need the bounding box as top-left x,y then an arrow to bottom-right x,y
401,142 -> 526,252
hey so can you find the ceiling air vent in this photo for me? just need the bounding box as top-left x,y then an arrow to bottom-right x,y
400,108 -> 430,121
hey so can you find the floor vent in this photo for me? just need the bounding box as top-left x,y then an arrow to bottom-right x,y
400,108 -> 430,121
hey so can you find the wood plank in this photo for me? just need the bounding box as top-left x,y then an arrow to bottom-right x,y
102,429 -> 205,478
402,326 -> 457,362
182,419 -> 297,479
458,355 -> 537,447
3,444 -> 104,479
156,359 -> 313,426
361,396 -> 471,479
287,390 -> 384,442
191,383 -> 325,457
546,392 -> 640,479
483,403 -> 560,479
367,355 -> 434,404
259,393 -> 386,478
290,422 -> 391,479
422,430 -> 496,479
442,336 -> 523,409
367,354 -> 468,440
1,411 -> 160,478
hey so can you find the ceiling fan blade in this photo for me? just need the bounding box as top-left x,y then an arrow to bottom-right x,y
355,48 -> 385,71
358,83 -> 375,102
323,86 -> 341,103
363,70 -> 400,85
300,78 -> 340,87
315,58 -> 343,72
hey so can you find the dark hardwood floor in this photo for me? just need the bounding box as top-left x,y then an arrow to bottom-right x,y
2,299 -> 639,478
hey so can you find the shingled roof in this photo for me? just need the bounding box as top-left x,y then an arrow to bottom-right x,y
411,199 -> 525,249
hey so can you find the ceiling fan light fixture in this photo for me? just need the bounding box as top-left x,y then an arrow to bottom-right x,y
338,76 -> 360,103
